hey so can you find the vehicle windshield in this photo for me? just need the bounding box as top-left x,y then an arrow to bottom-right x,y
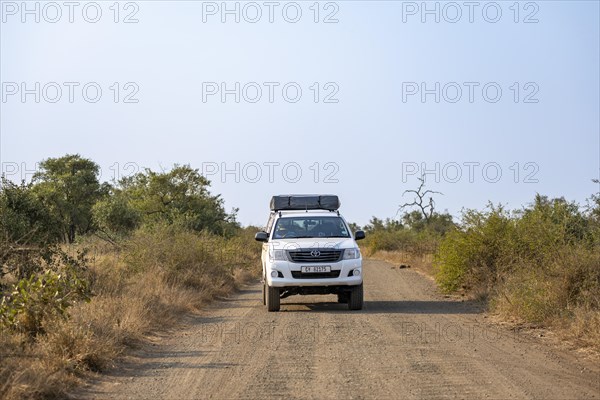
272,216 -> 351,239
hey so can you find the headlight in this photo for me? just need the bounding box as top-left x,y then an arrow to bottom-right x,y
269,249 -> 287,261
343,248 -> 361,259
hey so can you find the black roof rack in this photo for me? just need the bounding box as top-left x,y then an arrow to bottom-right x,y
270,195 -> 340,211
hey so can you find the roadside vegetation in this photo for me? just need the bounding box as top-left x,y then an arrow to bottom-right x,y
360,178 -> 600,351
359,176 -> 455,275
0,154 -> 260,400
434,194 -> 600,349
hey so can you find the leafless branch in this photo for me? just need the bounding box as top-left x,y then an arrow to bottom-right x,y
398,175 -> 443,222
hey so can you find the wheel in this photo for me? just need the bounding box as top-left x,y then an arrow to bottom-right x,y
337,293 -> 349,304
266,285 -> 280,312
262,280 -> 266,305
348,284 -> 363,310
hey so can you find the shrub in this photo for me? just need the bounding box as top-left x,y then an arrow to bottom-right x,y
0,252 -> 91,336
434,194 -> 600,346
92,193 -> 141,239
434,205 -> 514,292
0,178 -> 63,246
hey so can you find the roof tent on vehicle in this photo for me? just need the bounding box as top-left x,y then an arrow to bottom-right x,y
270,195 -> 340,211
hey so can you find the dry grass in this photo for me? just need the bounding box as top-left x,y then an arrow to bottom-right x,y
568,309 -> 600,350
491,247 -> 600,352
233,267 -> 258,288
0,228 -> 261,400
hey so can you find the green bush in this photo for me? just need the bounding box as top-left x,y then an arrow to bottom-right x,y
434,195 -> 600,327
0,261 -> 91,336
117,165 -> 239,236
92,193 -> 141,238
0,178 -> 63,245
434,205 -> 514,292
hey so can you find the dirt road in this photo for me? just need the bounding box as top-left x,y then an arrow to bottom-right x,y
81,260 -> 599,399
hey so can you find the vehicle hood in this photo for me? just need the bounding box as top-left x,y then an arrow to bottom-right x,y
269,237 -> 357,250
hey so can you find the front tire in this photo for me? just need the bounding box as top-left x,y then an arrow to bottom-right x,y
266,285 -> 280,312
348,284 -> 363,310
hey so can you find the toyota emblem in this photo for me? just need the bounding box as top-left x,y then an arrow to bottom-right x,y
310,250 -> 321,257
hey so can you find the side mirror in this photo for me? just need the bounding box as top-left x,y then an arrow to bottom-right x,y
255,231 -> 269,242
354,230 -> 366,241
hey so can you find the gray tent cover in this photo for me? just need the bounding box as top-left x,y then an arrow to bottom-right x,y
270,195 -> 340,211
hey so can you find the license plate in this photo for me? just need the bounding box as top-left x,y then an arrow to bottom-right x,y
301,265 -> 331,273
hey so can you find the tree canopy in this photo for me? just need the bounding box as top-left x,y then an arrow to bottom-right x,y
32,154 -> 105,243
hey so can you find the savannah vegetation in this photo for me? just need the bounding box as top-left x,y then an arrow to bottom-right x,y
0,154 -> 260,399
360,176 -> 600,350
2,155 -> 598,398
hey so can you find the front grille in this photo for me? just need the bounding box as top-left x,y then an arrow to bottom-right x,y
291,270 -> 341,279
287,249 -> 342,263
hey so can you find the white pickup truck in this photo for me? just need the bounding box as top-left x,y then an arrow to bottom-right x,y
254,195 -> 365,312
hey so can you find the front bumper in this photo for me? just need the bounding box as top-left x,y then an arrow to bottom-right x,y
266,259 -> 363,287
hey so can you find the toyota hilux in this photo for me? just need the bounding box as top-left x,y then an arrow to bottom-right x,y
254,195 -> 365,311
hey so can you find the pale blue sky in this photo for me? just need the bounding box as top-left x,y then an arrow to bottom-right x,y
1,1 -> 599,226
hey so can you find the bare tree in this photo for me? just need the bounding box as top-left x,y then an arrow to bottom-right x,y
399,175 -> 443,222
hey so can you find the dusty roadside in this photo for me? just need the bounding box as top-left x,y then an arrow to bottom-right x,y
77,259 -> 600,399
